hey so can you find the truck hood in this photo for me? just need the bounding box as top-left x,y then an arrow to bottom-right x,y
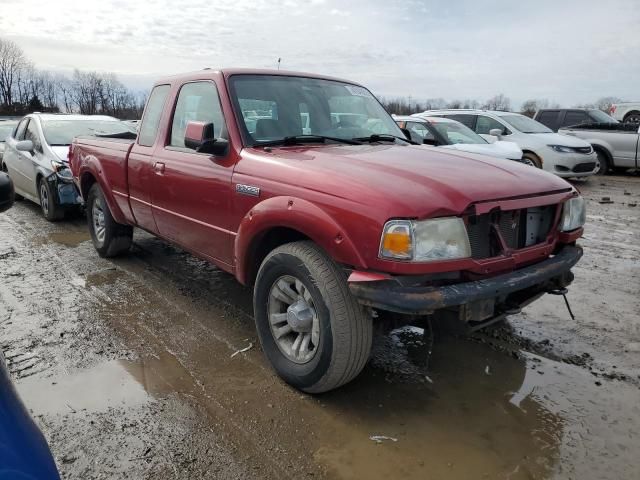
439,140 -> 522,160
241,144 -> 572,218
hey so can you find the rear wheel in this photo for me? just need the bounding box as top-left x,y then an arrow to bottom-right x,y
595,150 -> 609,175
523,152 -> 542,169
38,177 -> 64,221
87,183 -> 133,257
253,241 -> 373,393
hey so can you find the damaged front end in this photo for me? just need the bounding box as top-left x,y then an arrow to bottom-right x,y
47,160 -> 83,209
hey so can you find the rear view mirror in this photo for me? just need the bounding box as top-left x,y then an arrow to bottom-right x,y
15,140 -> 34,152
184,121 -> 228,156
489,128 -> 503,138
0,172 -> 15,213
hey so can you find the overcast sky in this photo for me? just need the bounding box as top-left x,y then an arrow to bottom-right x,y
0,0 -> 638,108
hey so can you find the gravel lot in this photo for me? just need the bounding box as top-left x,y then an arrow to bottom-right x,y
1,174 -> 639,480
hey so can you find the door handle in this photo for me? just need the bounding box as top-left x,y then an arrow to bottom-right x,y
153,162 -> 165,174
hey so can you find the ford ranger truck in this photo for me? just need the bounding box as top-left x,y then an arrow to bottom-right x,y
69,69 -> 585,393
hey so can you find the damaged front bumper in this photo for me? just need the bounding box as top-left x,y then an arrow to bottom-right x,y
349,245 -> 583,316
46,172 -> 83,208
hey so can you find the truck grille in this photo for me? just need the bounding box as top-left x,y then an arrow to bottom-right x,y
466,205 -> 557,259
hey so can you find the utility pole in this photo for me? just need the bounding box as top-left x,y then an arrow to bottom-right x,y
277,58 -> 281,70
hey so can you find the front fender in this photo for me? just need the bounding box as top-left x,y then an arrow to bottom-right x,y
234,196 -> 368,285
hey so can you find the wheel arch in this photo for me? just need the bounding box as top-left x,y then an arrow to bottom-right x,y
235,196 -> 367,286
591,143 -> 615,168
78,165 -> 127,224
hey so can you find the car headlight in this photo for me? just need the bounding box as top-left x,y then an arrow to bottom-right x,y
560,195 -> 586,232
380,217 -> 471,262
51,159 -> 72,179
548,144 -> 574,153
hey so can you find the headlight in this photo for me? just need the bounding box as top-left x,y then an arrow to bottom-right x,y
51,159 -> 72,179
548,145 -> 574,153
380,217 -> 471,262
560,196 -> 586,232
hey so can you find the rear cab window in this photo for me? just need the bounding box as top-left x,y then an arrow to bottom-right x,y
536,111 -> 560,131
138,85 -> 170,147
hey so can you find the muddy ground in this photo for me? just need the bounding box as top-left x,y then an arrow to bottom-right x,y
1,174 -> 639,480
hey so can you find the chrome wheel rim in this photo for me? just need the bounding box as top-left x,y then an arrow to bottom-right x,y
92,197 -> 106,244
40,183 -> 49,215
268,275 -> 320,364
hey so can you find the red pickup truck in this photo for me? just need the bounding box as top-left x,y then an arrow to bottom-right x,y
70,69 -> 585,392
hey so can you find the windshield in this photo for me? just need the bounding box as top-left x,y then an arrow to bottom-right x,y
0,122 -> 17,142
41,119 -> 134,145
500,114 -> 552,134
228,75 -> 406,146
430,121 -> 487,145
590,110 -> 618,123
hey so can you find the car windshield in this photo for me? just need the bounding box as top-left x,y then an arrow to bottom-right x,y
41,119 -> 134,145
589,110 -> 618,123
500,114 -> 552,134
228,75 -> 407,147
0,122 -> 17,142
429,121 -> 487,144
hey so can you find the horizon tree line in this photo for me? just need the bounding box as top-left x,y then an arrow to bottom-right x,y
0,37 -> 146,119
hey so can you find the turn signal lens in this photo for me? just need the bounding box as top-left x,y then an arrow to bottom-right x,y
380,221 -> 412,260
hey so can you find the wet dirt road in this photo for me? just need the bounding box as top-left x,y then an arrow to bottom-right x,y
1,175 -> 639,479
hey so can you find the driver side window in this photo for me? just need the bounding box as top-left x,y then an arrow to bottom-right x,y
170,81 -> 227,148
406,121 -> 435,144
476,116 -> 508,135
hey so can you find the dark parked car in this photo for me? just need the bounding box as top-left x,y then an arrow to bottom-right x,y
534,109 -> 617,132
0,172 -> 61,480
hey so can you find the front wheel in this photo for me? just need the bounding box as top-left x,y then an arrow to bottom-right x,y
39,177 -> 64,221
523,152 -> 542,169
595,150 -> 609,175
86,183 -> 133,257
253,241 -> 373,393
623,112 -> 640,124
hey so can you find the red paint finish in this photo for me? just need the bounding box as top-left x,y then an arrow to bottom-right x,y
70,68 -> 583,287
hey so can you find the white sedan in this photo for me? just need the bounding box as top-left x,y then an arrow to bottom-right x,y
394,115 -> 527,163
414,110 -> 599,178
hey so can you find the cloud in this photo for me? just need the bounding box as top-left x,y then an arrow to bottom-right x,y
0,0 -> 638,107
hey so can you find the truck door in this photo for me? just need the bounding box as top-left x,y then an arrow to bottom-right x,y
128,84 -> 171,233
150,80 -> 235,267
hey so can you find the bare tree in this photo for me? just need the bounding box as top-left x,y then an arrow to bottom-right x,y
594,96 -> 622,113
0,38 -> 27,108
482,94 -> 511,111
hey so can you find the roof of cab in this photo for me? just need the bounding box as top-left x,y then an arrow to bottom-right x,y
153,68 -> 365,88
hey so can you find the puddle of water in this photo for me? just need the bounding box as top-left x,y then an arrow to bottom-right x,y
32,231 -> 91,248
85,269 -> 124,287
17,360 -> 150,416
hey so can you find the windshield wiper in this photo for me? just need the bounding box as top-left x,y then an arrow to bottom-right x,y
257,134 -> 362,147
352,134 -> 415,144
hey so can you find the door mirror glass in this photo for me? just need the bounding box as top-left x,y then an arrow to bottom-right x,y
16,139 -> 34,152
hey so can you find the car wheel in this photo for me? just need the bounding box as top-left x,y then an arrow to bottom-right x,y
523,152 -> 542,169
38,177 -> 64,221
87,183 -> 133,257
623,112 -> 640,124
595,150 -> 609,175
254,241 -> 373,393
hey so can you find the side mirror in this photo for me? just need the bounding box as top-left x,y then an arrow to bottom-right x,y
423,138 -> 439,146
489,128 -> 503,138
16,140 -> 34,153
184,121 -> 228,156
0,172 -> 15,213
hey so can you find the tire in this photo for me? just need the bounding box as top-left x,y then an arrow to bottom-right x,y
623,112 -> 640,124
253,241 -> 373,393
595,150 -> 609,175
38,177 -> 64,221
86,183 -> 133,257
523,152 -> 542,169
